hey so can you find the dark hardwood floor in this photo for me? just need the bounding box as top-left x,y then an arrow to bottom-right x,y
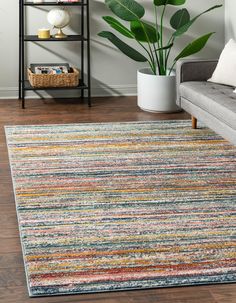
0,97 -> 235,303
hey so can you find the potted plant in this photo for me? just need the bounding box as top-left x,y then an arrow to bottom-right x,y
98,0 -> 222,112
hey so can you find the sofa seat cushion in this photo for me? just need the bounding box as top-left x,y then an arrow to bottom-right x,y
179,81 -> 236,130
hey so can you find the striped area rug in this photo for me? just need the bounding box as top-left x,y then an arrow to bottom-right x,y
5,120 -> 236,297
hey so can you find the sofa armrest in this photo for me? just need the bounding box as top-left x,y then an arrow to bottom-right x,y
176,59 -> 218,83
176,59 -> 218,106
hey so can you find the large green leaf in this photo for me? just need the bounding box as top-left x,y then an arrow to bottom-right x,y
130,20 -> 159,43
105,0 -> 145,21
170,8 -> 190,30
154,0 -> 186,6
174,32 -> 214,62
98,31 -> 148,62
103,16 -> 134,38
174,5 -> 222,37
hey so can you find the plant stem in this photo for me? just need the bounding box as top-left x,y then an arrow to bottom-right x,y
159,4 -> 167,75
147,41 -> 156,73
137,41 -> 156,74
165,36 -> 175,71
153,48 -> 161,75
142,28 -> 156,73
139,22 -> 157,74
168,61 -> 176,75
154,5 -> 161,75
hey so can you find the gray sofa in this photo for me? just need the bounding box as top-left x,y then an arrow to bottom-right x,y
176,59 -> 236,146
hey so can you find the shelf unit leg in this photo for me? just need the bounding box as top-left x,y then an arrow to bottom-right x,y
21,0 -> 25,109
19,82 -> 22,101
86,0 -> 91,107
22,94 -> 25,109
81,89 -> 84,100
88,93 -> 92,107
81,0 -> 84,102
88,88 -> 91,107
19,0 -> 22,100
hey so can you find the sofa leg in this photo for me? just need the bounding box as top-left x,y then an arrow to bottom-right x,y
192,116 -> 197,129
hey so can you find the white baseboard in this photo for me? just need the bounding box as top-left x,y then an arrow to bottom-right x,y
0,85 -> 137,99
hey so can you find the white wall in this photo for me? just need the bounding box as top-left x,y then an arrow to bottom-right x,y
0,0 -> 225,99
225,0 -> 236,41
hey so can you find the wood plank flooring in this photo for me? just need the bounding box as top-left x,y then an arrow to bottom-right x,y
0,97 -> 235,303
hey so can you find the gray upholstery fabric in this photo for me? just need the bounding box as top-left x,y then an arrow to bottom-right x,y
180,82 -> 236,130
176,59 -> 218,82
181,97 -> 236,145
176,59 -> 236,146
176,59 -> 218,106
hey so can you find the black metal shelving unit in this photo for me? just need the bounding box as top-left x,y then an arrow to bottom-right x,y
19,0 -> 91,109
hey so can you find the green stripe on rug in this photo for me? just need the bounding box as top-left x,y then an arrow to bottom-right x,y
5,120 -> 236,297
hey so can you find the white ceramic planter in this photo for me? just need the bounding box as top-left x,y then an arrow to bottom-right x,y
137,68 -> 180,113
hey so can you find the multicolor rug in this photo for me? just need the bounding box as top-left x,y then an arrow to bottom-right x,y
5,121 -> 236,297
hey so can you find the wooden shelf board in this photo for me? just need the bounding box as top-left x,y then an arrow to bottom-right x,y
24,35 -> 87,42
24,1 -> 85,6
23,80 -> 88,91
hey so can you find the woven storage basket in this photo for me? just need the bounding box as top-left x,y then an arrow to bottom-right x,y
28,68 -> 79,88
